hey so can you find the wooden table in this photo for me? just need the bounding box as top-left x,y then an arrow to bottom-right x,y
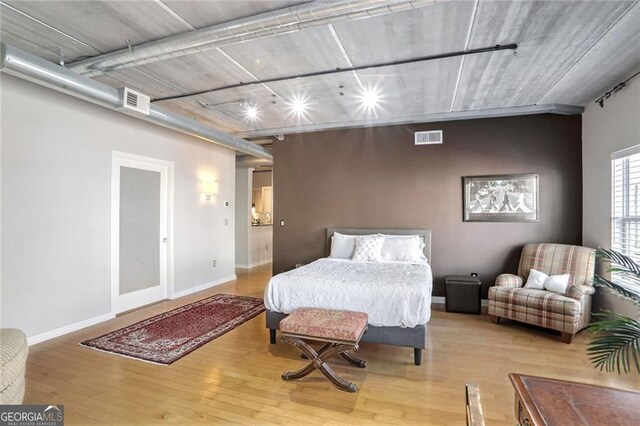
509,373 -> 640,426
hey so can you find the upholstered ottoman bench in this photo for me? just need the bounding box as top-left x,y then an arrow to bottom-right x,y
279,308 -> 368,392
0,328 -> 28,404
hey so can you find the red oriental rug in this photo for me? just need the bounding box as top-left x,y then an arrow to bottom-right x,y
80,294 -> 265,364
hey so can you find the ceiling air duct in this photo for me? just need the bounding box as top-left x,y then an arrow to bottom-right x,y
0,43 -> 272,161
414,130 -> 443,145
118,87 -> 150,116
66,0 -> 437,76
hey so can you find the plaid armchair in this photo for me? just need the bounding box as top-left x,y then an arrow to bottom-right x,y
488,243 -> 596,343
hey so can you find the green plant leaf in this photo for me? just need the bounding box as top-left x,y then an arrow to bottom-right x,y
594,275 -> 640,304
587,312 -> 640,374
598,248 -> 640,276
589,249 -> 640,374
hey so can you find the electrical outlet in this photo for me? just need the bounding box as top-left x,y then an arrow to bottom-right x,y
224,218 -> 228,226
212,260 -> 217,268
265,244 -> 269,252
280,220 -> 285,227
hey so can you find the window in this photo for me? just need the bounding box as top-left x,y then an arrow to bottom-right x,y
612,146 -> 640,281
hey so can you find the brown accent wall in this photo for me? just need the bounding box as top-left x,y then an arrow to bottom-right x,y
273,114 -> 582,297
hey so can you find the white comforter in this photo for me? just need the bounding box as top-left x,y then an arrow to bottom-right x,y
264,258 -> 433,328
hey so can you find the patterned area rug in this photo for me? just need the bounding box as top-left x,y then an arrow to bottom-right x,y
80,294 -> 265,365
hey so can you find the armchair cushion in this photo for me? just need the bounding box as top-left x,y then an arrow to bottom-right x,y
566,285 -> 596,300
489,287 -> 582,316
495,274 -> 524,288
518,244 -> 596,287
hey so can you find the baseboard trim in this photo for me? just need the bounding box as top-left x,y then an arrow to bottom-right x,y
27,312 -> 115,346
235,260 -> 272,269
170,275 -> 237,299
27,275 -> 237,346
432,296 -> 489,307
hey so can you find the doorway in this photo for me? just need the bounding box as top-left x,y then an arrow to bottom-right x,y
111,151 -> 174,314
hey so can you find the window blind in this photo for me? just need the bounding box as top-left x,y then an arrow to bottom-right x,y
612,148 -> 640,269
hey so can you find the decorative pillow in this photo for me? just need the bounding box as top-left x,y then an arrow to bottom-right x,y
544,273 -> 571,294
352,235 -> 384,262
524,269 -> 547,289
329,233 -> 357,259
380,235 -> 424,262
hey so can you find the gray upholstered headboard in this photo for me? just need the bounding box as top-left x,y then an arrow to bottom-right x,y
326,227 -> 432,261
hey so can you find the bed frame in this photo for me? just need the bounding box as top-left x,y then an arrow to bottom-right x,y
266,227 -> 432,366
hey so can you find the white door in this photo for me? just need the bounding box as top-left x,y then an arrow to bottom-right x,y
111,152 -> 173,314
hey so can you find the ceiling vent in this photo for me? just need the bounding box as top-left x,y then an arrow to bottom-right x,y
414,130 -> 443,145
118,87 -> 150,115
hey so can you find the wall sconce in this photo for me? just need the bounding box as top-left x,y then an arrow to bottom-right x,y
202,179 -> 218,201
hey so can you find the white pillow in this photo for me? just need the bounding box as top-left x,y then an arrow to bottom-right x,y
379,234 -> 426,250
352,235 -> 384,262
544,274 -> 571,294
380,236 -> 424,262
329,233 -> 357,259
524,269 -> 547,289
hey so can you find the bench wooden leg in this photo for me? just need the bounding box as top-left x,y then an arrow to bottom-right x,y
318,363 -> 358,393
280,335 -> 363,392
340,351 -> 367,368
269,329 -> 276,344
282,361 -> 317,381
301,342 -> 332,359
302,343 -> 366,368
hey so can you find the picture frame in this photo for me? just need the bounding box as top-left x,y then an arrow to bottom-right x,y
463,173 -> 539,222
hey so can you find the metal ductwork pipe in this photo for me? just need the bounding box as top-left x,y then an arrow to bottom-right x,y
0,43 -> 273,160
236,156 -> 273,168
67,0 -> 436,76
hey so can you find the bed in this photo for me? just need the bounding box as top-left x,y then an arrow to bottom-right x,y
264,227 -> 432,365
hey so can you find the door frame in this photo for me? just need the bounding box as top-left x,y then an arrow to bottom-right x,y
110,151 -> 175,315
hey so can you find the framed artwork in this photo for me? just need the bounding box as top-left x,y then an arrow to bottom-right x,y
463,173 -> 538,222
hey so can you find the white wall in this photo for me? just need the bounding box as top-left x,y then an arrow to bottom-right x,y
236,167 -> 273,269
235,167 -> 272,269
583,72 -> 640,317
235,167 -> 251,267
248,225 -> 273,268
0,74 -> 236,339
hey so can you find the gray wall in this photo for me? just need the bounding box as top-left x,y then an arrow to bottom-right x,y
273,114 -> 583,297
1,74 -> 236,338
119,167 -> 161,295
583,73 -> 640,318
252,170 -> 272,189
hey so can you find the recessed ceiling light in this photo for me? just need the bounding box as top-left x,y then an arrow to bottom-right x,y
289,95 -> 308,116
360,88 -> 379,110
245,104 -> 258,120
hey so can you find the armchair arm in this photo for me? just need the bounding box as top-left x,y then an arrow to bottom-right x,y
566,285 -> 595,300
495,274 -> 524,288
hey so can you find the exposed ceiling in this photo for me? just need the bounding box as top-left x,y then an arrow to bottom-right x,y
1,0 -> 639,144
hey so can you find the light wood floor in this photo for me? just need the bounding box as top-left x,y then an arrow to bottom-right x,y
25,264 -> 639,425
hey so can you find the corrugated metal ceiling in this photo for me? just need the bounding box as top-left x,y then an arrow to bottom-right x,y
1,0 -> 638,138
